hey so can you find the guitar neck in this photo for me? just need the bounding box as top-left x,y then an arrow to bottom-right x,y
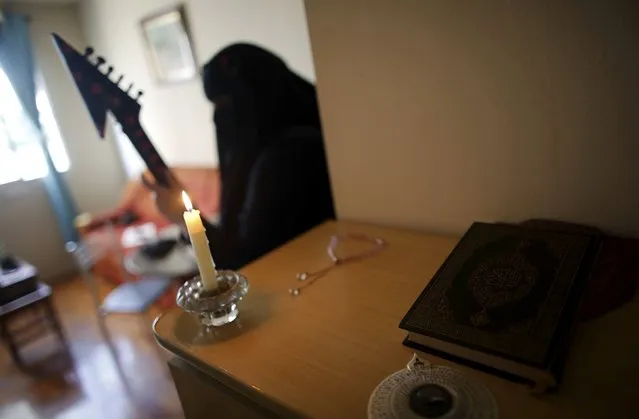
121,121 -> 170,187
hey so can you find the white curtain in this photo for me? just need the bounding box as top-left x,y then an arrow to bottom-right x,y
0,69 -> 70,182
0,11 -> 78,242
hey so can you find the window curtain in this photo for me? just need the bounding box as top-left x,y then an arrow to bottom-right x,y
0,12 -> 79,242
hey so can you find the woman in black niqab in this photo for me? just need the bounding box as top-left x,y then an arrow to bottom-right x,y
146,43 -> 334,269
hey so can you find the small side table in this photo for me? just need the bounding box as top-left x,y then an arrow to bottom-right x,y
0,281 -> 67,369
0,261 -> 38,304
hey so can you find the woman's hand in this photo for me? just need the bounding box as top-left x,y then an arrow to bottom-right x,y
141,171 -> 187,227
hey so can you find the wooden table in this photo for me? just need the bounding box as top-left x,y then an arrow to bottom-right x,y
153,221 -> 639,419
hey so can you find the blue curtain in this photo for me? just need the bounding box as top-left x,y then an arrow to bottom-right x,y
0,12 -> 79,242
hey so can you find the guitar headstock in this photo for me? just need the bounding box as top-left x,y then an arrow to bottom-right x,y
53,33 -> 171,186
52,33 -> 145,138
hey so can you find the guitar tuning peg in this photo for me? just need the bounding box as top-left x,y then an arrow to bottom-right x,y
135,90 -> 144,101
126,82 -> 133,94
115,75 -> 124,85
95,56 -> 106,68
84,47 -> 94,57
106,66 -> 113,76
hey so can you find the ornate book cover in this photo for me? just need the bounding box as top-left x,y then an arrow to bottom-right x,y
400,222 -> 597,384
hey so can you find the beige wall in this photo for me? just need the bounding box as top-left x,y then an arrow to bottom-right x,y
306,0 -> 639,236
0,180 -> 72,281
1,3 -> 126,280
80,0 -> 316,171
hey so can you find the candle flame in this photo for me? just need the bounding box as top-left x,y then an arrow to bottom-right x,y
182,191 -> 193,211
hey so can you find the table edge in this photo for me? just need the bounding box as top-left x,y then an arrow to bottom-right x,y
152,312 -> 306,419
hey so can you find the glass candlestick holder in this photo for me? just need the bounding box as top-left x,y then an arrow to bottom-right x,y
176,270 -> 249,327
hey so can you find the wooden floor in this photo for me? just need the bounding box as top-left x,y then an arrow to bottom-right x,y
0,277 -> 184,419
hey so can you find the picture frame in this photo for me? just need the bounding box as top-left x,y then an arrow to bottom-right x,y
140,5 -> 197,84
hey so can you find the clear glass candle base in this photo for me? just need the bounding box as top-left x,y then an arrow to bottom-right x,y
176,270 -> 249,327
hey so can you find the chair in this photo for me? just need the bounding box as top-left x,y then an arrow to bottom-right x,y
65,237 -> 173,345
0,281 -> 68,369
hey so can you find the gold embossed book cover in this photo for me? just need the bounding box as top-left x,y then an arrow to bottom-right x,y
400,222 -> 599,388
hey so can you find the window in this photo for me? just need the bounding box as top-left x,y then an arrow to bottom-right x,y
0,68 -> 70,185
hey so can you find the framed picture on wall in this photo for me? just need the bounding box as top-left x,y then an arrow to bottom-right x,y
140,5 -> 197,83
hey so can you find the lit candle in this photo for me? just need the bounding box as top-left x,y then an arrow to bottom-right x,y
182,191 -> 218,291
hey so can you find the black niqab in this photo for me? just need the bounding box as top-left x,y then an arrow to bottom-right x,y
202,44 -> 322,230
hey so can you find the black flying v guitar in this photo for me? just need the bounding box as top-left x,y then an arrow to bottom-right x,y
52,33 -> 170,187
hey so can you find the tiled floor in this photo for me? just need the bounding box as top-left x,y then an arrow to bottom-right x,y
0,278 -> 183,419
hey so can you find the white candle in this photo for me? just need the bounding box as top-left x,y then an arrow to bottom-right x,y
182,191 -> 218,291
